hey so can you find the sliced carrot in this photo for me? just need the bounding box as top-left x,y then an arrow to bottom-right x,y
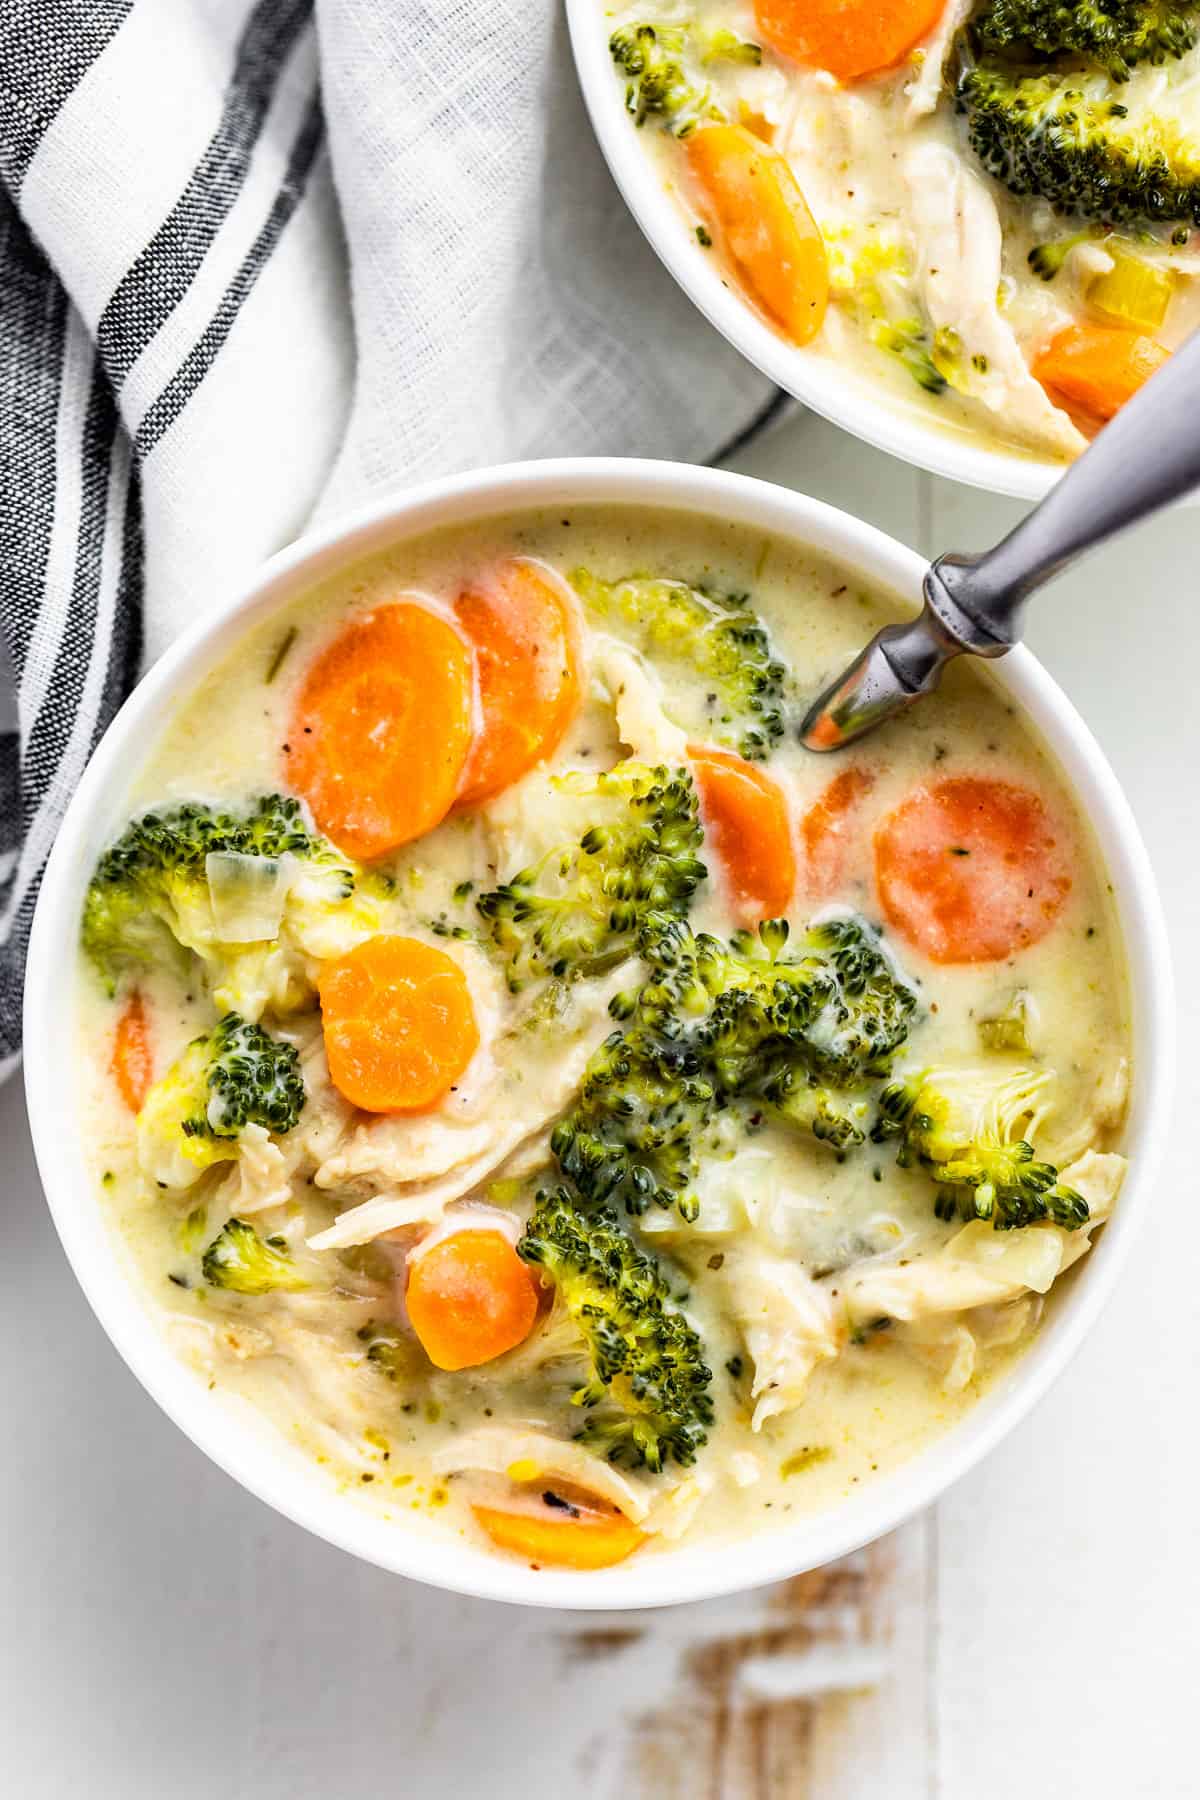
472,1488 -> 644,1569
691,743 -> 796,922
406,1228 -> 540,1371
874,776 -> 1072,964
319,935 -> 479,1113
285,603 -> 474,859
686,124 -> 829,346
454,558 -> 582,808
738,101 -> 776,144
802,765 -> 876,896
754,0 -> 947,81
1032,324 -> 1168,424
111,991 -> 153,1113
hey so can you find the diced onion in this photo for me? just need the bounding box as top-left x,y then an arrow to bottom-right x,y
206,850 -> 291,942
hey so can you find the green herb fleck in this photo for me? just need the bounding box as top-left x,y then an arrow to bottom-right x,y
978,990 -> 1033,1054
780,1446 -> 832,1478
265,625 -> 298,685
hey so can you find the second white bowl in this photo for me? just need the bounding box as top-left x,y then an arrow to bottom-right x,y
567,0 -> 1081,501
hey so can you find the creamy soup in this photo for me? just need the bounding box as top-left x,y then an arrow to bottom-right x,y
599,0 -> 1200,459
76,507 -> 1129,1569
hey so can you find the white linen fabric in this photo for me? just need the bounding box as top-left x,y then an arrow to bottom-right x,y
0,0 -> 776,1064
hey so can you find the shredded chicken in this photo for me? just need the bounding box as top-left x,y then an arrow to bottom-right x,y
307,1124 -> 539,1250
166,1313 -> 274,1365
726,1250 -> 844,1430
894,1293 -> 1042,1393
642,1470 -> 716,1540
405,1203 -> 522,1264
430,1425 -> 651,1521
215,1122 -> 294,1216
901,1318 -> 980,1391
727,1450 -> 763,1489
904,0 -> 974,121
1051,1057 -> 1130,1168
290,1033 -> 357,1168
593,636 -> 689,764
902,140 -> 1087,458
841,1150 -> 1126,1325
315,1115 -> 502,1195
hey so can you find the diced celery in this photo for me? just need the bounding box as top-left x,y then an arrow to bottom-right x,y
1090,248 -> 1175,331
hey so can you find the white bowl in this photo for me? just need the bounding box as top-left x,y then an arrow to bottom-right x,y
567,0 -> 1075,501
25,458 -> 1173,1609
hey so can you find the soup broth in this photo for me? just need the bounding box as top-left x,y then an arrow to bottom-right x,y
76,505 -> 1129,1565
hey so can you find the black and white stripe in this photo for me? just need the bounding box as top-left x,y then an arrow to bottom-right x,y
136,83 -> 324,455
0,1 -> 133,194
0,0 -> 331,1063
98,0 -> 314,386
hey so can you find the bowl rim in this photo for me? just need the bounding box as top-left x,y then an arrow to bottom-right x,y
24,456 -> 1174,1610
565,0 -> 1083,502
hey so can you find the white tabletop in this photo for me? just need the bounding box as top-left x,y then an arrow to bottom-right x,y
4,411 -> 1194,1799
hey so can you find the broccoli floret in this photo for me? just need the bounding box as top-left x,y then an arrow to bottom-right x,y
200,1013 -> 305,1136
551,914 -> 916,1216
571,569 -> 790,760
872,320 -> 948,395
690,915 -> 918,1094
872,1065 -> 1088,1230
551,1018 -> 718,1221
764,1068 -> 872,1149
355,1321 -> 427,1382
476,761 -> 706,989
201,1218 -> 307,1294
82,794 -> 371,1017
136,1013 -> 304,1190
957,62 -> 1200,226
608,21 -> 760,136
517,1187 -> 713,1470
1027,231 -> 1091,277
610,22 -> 713,134
702,26 -> 764,65
970,0 -> 1198,82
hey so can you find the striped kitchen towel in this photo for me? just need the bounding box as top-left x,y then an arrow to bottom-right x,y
0,0 -> 775,1071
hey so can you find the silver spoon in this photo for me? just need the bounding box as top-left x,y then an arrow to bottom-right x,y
800,325 -> 1200,751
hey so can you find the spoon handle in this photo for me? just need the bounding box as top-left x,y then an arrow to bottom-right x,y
930,325 -> 1200,645
801,325 -> 1200,751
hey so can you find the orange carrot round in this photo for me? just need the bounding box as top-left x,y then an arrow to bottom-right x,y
471,1488 -> 644,1569
874,776 -> 1072,964
686,124 -> 829,346
1032,324 -> 1168,423
454,558 -> 582,808
691,743 -> 796,922
285,603 -> 474,859
754,0 -> 947,80
319,935 -> 479,1113
802,765 -> 875,896
406,1227 -> 540,1371
111,991 -> 153,1113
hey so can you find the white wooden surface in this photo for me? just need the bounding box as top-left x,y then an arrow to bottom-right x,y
3,411 -> 1196,1797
